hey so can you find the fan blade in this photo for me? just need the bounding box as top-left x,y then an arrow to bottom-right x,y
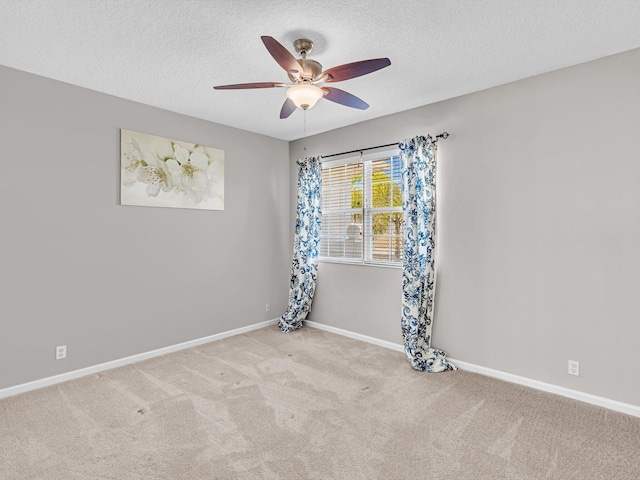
323,58 -> 391,83
261,36 -> 303,78
322,87 -> 369,110
214,82 -> 285,90
280,98 -> 297,119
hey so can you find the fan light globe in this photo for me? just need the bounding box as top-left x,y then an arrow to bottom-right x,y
286,84 -> 323,110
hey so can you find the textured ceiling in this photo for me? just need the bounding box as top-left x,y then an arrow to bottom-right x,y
1,0 -> 640,141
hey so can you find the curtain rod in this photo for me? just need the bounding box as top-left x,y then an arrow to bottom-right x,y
321,132 -> 449,159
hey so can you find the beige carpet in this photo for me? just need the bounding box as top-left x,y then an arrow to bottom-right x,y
1,326 -> 639,479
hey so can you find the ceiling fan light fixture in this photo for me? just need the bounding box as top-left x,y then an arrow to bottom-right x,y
286,83 -> 323,110
213,36 -> 391,118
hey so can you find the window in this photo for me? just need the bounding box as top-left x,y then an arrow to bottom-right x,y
320,149 -> 403,266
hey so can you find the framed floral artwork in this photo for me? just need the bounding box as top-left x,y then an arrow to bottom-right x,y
120,129 -> 224,210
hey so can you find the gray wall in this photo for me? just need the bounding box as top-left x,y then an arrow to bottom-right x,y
0,65 -> 291,390
290,48 -> 640,406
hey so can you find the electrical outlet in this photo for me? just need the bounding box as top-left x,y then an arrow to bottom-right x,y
568,360 -> 579,376
56,345 -> 67,360
265,303 -> 271,312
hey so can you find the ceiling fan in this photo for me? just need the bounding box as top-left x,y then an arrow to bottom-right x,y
213,36 -> 391,119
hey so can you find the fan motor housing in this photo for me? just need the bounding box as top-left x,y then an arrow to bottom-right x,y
288,58 -> 323,82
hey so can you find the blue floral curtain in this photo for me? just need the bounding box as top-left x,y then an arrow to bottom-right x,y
279,156 -> 322,333
400,136 -> 456,372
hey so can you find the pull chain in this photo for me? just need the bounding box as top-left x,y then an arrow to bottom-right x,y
303,109 -> 307,152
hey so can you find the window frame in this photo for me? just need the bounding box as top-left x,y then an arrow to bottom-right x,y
320,148 -> 403,268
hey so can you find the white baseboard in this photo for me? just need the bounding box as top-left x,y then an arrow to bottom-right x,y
449,359 -> 640,418
5,318 -> 639,418
304,320 -> 640,418
304,320 -> 405,353
0,319 -> 280,400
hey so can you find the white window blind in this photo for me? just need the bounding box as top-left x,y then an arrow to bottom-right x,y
320,160 -> 364,261
320,149 -> 403,266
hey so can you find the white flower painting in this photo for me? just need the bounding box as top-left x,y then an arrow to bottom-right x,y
120,129 -> 224,210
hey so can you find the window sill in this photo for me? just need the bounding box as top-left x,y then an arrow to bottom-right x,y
318,258 -> 402,270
